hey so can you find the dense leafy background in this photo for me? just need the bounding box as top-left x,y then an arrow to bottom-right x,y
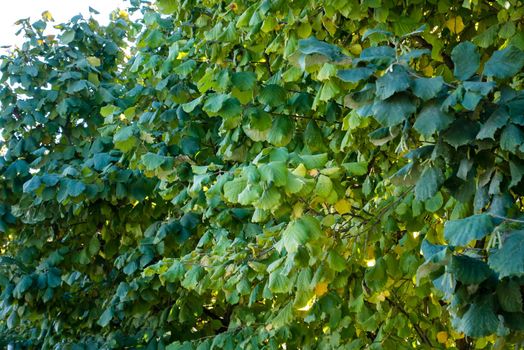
1,0 -> 524,349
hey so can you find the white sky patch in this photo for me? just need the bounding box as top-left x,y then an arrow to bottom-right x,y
0,0 -> 128,49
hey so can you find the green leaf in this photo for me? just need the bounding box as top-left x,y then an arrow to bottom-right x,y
364,257 -> 387,291
181,266 -> 203,290
231,71 -> 257,91
497,280 -> 523,312
425,192 -> 443,213
113,125 -> 138,152
271,302 -> 294,328
463,81 -> 495,96
444,214 -> 494,246
156,0 -> 177,14
243,109 -> 272,141
315,174 -> 333,198
477,108 -> 509,140
173,60 -> 196,76
141,153 -> 166,171
303,120 -> 325,153
451,41 -> 480,80
362,27 -> 393,41
66,180 -> 86,197
238,184 -> 262,204
411,76 -> 444,101
443,119 -> 480,148
88,236 -> 101,256
319,64 -> 338,81
14,275 -> 33,296
483,46 -> 524,79
97,307 -> 114,327
449,255 -> 491,284
40,174 -> 60,186
372,94 -> 416,127
223,177 -> 247,203
203,93 -> 229,115
23,176 -> 42,193
319,80 -> 340,101
399,49 -> 430,62
298,37 -> 346,61
7,311 -> 19,329
47,269 -> 62,288
457,299 -> 499,337
259,161 -> 288,187
92,153 -> 112,171
500,124 -> 524,153
375,66 -> 410,99
413,101 -> 454,137
67,80 -> 89,94
417,242 -> 451,282
415,166 -> 443,201
300,154 -> 328,169
510,159 -> 524,188
100,104 -> 120,117
327,251 -> 346,272
280,216 -> 319,253
182,96 -> 203,113
342,162 -> 368,176
359,46 -> 395,67
60,29 -> 76,45
489,231 -> 524,278
337,68 -> 375,83
254,187 -> 281,210
268,117 -> 294,146
259,85 -> 287,107
269,274 -> 291,294
166,342 -> 193,350
508,96 -> 524,125
461,91 -> 482,111
219,98 -> 242,128
162,261 -> 185,283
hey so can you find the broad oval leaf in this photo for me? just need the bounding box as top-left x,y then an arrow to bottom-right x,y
489,231 -> 524,278
444,214 -> 494,246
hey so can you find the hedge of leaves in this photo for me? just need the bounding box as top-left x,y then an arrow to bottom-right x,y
1,0 -> 524,349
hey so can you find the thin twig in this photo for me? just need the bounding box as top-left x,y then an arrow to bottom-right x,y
488,214 -> 524,224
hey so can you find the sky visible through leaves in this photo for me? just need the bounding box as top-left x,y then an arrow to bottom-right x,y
0,0 -> 126,50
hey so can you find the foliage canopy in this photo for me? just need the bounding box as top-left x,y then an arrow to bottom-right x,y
1,0 -> 524,349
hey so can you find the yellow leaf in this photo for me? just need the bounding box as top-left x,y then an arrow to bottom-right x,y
87,56 -> 101,67
437,331 -> 448,344
377,290 -> 390,302
309,169 -> 319,177
322,18 -> 337,37
140,131 -> 155,144
293,163 -> 307,177
422,65 -> 434,77
261,16 -> 277,33
118,10 -> 129,19
366,245 -> 375,260
334,199 -> 351,214
450,329 -> 464,339
446,16 -> 465,34
314,282 -> 328,297
41,10 -> 54,22
349,43 -> 362,56
177,52 -> 188,59
297,22 -> 312,39
88,72 -> 100,86
292,202 -> 304,219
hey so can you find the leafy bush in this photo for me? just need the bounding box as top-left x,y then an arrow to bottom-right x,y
1,0 -> 524,348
